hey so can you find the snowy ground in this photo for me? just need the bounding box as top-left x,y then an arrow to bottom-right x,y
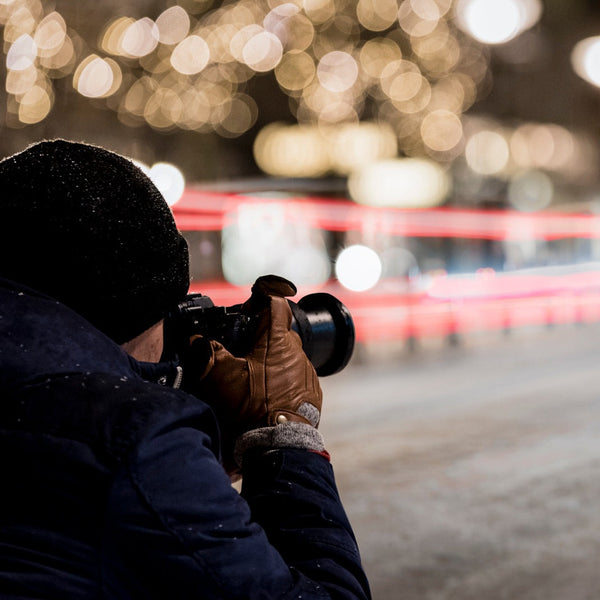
320,323 -> 600,600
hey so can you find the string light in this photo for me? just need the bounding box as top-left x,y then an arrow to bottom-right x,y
3,0 -> 582,188
0,0 -> 488,150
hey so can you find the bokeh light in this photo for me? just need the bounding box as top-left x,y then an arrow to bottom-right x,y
34,12 -> 66,58
148,162 -> 186,206
317,51 -> 358,93
0,0 -> 593,202
253,122 -> 331,177
335,245 -> 382,292
421,109 -> 464,154
120,17 -> 159,58
275,51 -> 315,91
155,6 -> 190,46
254,121 -> 398,177
171,35 -> 210,75
74,55 -> 121,98
348,158 -> 451,208
357,0 -> 398,32
0,0 -> 499,156
455,0 -> 543,45
572,36 -> 600,88
465,130 -> 510,175
242,30 -> 283,72
510,123 -> 576,172
18,83 -> 52,124
6,34 -> 37,71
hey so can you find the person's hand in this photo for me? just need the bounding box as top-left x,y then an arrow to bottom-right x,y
191,275 -> 322,432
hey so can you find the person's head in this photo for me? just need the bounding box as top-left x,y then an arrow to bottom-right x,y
0,139 -> 190,353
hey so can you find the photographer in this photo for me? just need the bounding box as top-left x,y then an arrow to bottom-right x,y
0,140 -> 371,599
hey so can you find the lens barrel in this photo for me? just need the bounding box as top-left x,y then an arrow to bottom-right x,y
290,293 -> 355,376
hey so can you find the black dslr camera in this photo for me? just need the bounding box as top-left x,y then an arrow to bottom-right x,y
164,292 -> 355,376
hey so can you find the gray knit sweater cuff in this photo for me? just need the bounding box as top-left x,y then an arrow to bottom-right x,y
234,422 -> 326,467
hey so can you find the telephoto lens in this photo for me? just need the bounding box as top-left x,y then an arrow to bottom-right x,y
289,293 -> 354,376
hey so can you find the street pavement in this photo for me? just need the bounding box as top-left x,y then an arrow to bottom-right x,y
320,324 -> 600,600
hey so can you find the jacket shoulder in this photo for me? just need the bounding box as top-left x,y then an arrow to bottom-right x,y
2,372 -> 219,465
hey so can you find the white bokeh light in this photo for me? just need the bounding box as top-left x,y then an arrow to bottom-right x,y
75,56 -> 115,98
455,0 -> 542,45
571,36 -> 600,88
335,245 -> 382,292
171,35 -> 210,75
7,35 -> 37,71
121,17 -> 159,57
148,162 -> 186,206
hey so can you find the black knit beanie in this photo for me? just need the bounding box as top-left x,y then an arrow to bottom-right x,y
0,139 -> 190,344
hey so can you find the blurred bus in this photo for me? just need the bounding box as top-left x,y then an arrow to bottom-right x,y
172,189 -> 600,349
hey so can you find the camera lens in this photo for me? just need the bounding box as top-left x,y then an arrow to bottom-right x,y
290,293 -> 355,376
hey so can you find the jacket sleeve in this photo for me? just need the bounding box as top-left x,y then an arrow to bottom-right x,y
241,447 -> 371,599
101,416 -> 371,600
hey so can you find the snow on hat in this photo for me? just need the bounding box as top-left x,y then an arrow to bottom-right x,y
0,139 -> 190,344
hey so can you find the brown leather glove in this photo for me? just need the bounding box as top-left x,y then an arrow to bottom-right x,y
192,275 -> 322,435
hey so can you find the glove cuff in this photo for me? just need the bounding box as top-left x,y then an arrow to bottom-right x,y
234,422 -> 325,467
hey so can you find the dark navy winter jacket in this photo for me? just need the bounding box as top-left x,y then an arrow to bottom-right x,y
0,278 -> 371,599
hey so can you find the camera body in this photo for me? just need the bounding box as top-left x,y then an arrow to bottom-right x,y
164,292 -> 355,376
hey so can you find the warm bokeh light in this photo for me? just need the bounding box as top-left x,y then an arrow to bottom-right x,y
455,0 -> 543,45
465,130 -> 510,175
348,158 -> 451,208
74,55 -> 121,98
328,122 -> 398,174
39,33 -> 74,72
335,245 -> 382,292
275,51 -> 315,91
6,34 -> 36,71
317,51 -> 358,93
398,0 -> 440,37
120,17 -> 159,58
18,83 -> 52,124
34,12 -> 66,57
100,17 -> 134,56
380,60 -> 424,103
254,121 -> 398,177
171,35 -> 210,75
1,0 -> 593,198
0,0 -> 498,155
6,64 -> 37,95
360,37 -> 402,80
421,109 -> 464,154
571,36 -> 600,88
510,123 -> 576,172
242,30 -> 283,72
264,3 -> 314,52
253,122 -> 330,177
357,0 -> 397,31
155,5 -> 190,46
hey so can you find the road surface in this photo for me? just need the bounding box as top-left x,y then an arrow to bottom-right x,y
320,324 -> 600,600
